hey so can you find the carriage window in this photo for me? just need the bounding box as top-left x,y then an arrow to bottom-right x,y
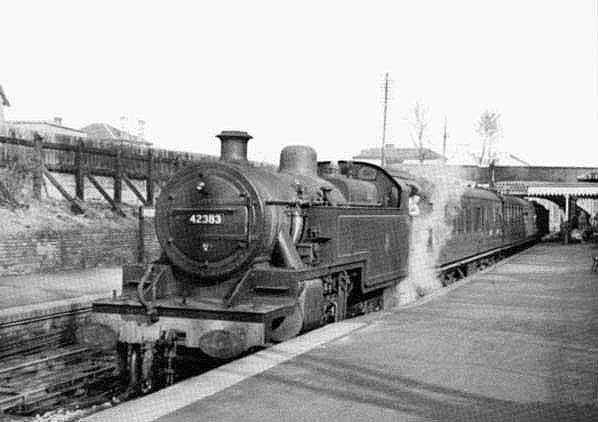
466,209 -> 472,233
391,186 -> 400,208
479,207 -> 484,231
474,207 -> 481,232
484,208 -> 487,229
459,210 -> 465,233
482,208 -> 486,230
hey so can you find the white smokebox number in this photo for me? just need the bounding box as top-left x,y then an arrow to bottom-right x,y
189,214 -> 223,225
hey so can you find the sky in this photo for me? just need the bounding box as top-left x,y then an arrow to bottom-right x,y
2,1 -> 597,166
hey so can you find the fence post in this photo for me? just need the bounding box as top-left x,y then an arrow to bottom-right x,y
114,144 -> 122,204
75,138 -> 85,200
32,132 -> 43,200
146,148 -> 154,205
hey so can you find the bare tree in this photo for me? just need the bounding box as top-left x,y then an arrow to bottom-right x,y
476,110 -> 501,166
408,102 -> 430,163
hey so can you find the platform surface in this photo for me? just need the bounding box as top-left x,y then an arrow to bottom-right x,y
0,267 -> 121,312
87,243 -> 598,422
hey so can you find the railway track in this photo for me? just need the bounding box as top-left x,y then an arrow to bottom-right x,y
0,307 -> 226,420
0,305 -> 92,361
0,305 -> 121,420
0,344 -> 118,416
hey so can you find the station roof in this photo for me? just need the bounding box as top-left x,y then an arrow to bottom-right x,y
496,181 -> 598,198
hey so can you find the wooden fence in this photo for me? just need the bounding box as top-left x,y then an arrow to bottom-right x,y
0,133 -> 220,214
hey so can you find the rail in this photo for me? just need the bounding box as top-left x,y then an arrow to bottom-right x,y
0,345 -> 117,414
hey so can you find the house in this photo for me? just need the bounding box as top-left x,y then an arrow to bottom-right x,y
353,144 -> 447,165
7,118 -> 87,140
0,85 -> 10,136
80,122 -> 153,147
441,142 -> 531,166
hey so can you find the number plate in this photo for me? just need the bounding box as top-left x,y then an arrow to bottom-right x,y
189,214 -> 223,225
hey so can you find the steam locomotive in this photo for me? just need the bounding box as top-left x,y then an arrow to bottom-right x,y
91,131 -> 540,390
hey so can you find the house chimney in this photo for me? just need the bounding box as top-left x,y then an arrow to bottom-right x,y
137,119 -> 145,141
216,130 -> 252,163
120,116 -> 128,140
54,117 -> 63,126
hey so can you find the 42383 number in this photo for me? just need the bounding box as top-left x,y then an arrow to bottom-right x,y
188,214 -> 223,224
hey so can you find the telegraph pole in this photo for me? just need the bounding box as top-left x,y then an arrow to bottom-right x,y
442,115 -> 448,158
381,72 -> 390,167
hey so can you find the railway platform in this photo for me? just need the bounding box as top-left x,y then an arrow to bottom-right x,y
85,242 -> 598,422
0,267 -> 121,311
0,267 -> 121,336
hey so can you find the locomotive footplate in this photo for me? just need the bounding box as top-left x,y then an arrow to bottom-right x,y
91,295 -> 297,359
92,296 -> 295,324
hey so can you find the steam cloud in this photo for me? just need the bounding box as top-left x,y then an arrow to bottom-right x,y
397,166 -> 468,305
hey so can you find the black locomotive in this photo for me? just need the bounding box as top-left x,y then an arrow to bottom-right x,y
92,131 -> 540,389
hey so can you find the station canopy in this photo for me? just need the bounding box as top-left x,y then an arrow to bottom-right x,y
495,181 -> 598,198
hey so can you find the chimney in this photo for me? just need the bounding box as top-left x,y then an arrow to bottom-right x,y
53,117 -> 63,126
216,130 -> 252,163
